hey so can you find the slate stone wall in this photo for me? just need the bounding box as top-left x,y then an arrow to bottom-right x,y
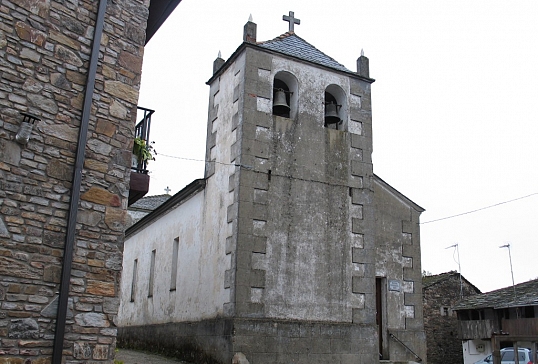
423,273 -> 480,364
0,0 -> 149,362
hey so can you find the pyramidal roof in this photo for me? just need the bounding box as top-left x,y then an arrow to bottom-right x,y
258,32 -> 353,74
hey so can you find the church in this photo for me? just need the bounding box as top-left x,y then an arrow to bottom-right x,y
118,14 -> 427,364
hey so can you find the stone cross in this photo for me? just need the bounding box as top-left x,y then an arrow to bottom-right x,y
164,186 -> 171,194
283,11 -> 300,32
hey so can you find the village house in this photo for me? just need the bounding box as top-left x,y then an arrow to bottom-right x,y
117,15 -> 427,364
423,271 -> 481,364
453,278 -> 538,364
0,0 -> 182,362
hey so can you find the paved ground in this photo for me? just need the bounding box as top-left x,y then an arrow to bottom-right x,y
115,349 -> 193,364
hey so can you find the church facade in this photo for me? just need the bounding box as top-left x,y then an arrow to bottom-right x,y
118,16 -> 427,364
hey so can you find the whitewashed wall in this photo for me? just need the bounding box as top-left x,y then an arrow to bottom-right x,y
119,190 -> 228,325
462,339 -> 493,364
118,55 -> 242,326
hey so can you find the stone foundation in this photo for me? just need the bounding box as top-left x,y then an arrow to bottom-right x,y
118,318 -> 378,364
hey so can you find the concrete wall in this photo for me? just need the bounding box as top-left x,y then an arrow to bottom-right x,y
222,47 -> 376,326
204,52 -> 247,318
374,178 -> 427,361
118,190 -> 229,325
119,317 -> 379,364
119,50 -> 244,327
0,0 -> 149,362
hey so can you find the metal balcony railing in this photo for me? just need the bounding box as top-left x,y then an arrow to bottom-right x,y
132,106 -> 155,174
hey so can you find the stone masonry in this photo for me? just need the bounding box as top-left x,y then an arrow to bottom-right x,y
0,0 -> 149,362
423,271 -> 481,364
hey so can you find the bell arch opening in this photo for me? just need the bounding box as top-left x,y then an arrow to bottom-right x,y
273,71 -> 298,119
324,84 -> 348,130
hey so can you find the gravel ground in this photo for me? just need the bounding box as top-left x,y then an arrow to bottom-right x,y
115,349 -> 193,364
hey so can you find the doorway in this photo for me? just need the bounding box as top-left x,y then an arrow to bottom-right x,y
376,277 -> 387,359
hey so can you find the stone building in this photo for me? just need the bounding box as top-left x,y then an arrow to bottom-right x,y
0,0 -> 181,363
453,279 -> 538,364
118,16 -> 427,364
422,271 -> 481,364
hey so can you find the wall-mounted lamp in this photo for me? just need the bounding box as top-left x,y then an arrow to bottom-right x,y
15,112 -> 41,145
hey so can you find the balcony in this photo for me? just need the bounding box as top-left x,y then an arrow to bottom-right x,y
459,319 -> 495,340
129,107 -> 155,206
501,317 -> 538,337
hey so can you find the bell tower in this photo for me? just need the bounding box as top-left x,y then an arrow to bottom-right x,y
118,11 -> 426,364
203,13 -> 382,362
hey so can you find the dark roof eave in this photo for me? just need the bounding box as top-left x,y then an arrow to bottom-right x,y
125,179 -> 206,238
145,0 -> 183,44
207,42 -> 375,85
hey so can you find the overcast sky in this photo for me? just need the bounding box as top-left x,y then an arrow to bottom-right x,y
137,0 -> 538,293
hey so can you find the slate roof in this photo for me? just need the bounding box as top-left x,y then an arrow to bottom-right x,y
453,279 -> 538,310
423,271 -> 481,293
423,271 -> 459,288
258,32 -> 353,74
128,194 -> 171,212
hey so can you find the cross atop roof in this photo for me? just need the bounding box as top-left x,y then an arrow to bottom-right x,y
164,186 -> 171,194
283,11 -> 300,32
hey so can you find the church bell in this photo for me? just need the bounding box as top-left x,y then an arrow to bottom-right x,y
324,102 -> 341,125
273,89 -> 290,115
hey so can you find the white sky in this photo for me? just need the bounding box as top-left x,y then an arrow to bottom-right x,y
137,0 -> 538,293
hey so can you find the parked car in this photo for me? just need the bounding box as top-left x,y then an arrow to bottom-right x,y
474,348 -> 535,364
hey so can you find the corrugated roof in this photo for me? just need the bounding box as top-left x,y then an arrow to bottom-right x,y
453,279 -> 538,310
258,32 -> 353,73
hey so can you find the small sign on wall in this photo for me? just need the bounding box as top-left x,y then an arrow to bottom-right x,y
388,280 -> 401,292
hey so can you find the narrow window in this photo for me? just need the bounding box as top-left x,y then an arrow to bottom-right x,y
148,249 -> 156,297
130,259 -> 137,302
170,237 -> 179,291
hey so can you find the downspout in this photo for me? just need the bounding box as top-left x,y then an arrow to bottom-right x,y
52,0 -> 108,362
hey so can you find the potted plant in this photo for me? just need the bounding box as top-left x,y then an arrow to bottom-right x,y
132,137 -> 154,169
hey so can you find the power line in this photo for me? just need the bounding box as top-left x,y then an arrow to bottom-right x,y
158,153 -> 240,167
421,192 -> 538,225
157,153 -> 538,225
